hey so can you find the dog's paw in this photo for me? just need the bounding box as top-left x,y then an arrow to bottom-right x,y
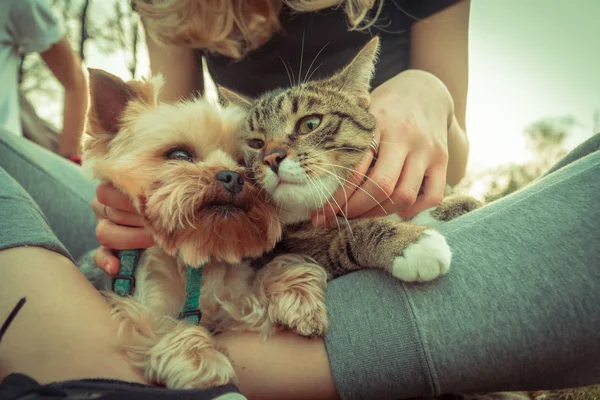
148,325 -> 237,389
270,292 -> 329,337
259,256 -> 329,337
391,229 -> 451,282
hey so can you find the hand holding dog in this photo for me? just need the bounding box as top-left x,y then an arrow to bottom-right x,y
92,183 -> 155,275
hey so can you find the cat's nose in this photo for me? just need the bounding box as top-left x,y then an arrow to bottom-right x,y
263,149 -> 287,173
215,170 -> 244,195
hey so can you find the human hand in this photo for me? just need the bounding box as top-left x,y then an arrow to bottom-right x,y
312,69 -> 453,225
91,183 -> 155,275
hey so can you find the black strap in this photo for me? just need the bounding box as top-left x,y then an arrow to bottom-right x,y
0,297 -> 26,345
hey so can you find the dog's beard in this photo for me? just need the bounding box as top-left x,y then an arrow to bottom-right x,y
139,166 -> 281,267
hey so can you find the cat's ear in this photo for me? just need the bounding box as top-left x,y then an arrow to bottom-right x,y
87,68 -> 160,136
217,85 -> 253,110
329,36 -> 380,108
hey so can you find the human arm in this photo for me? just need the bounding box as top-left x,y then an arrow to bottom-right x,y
318,0 -> 470,222
217,331 -> 338,400
40,38 -> 88,158
144,27 -> 198,102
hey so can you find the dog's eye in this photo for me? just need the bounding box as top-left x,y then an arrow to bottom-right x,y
165,147 -> 195,162
247,139 -> 264,149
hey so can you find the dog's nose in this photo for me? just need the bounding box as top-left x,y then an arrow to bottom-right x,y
215,170 -> 244,195
263,149 -> 287,173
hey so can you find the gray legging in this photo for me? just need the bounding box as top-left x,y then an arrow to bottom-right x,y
1,130 -> 599,399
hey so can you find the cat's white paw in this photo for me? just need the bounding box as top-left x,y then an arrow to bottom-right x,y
391,230 -> 451,282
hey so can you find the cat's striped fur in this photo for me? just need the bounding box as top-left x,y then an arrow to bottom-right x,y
219,36 -> 481,282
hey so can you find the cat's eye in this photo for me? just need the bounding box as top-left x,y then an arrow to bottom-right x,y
296,115 -> 322,135
165,147 -> 195,162
247,138 -> 264,149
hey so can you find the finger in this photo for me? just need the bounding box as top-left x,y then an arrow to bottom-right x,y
93,246 -> 120,275
96,182 -> 137,213
398,163 -> 447,220
342,146 -> 407,220
394,155 -> 428,207
96,218 -> 155,250
311,150 -> 373,226
93,198 -> 145,228
361,156 -> 426,218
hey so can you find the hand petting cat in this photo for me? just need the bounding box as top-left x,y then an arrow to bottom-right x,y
311,69 -> 455,225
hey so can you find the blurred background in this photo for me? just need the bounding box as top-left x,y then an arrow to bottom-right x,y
18,0 -> 600,201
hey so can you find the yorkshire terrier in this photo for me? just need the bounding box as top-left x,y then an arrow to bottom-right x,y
80,63 -> 329,389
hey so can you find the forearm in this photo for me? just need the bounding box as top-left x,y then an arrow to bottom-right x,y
59,75 -> 88,157
216,331 -> 338,400
0,246 -> 146,384
144,28 -> 197,103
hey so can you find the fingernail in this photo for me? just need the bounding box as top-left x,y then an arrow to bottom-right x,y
105,262 -> 116,275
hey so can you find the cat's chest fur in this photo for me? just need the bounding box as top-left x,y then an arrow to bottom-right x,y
279,207 -> 313,225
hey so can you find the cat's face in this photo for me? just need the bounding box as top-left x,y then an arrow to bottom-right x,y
83,68 -> 282,266
223,37 -> 380,222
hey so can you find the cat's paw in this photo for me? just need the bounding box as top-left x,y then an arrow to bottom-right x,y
391,229 -> 451,282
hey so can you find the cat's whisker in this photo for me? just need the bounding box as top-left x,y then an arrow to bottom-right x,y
305,166 -> 353,238
298,31 -> 305,86
303,42 -> 329,84
276,53 -> 294,87
306,164 -> 353,230
311,159 -> 395,205
316,147 -> 365,155
303,171 -> 326,221
310,164 -> 388,215
305,62 -> 324,84
303,173 -> 326,224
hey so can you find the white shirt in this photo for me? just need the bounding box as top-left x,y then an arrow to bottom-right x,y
0,0 -> 63,136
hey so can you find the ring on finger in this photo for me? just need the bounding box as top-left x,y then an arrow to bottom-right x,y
369,136 -> 379,167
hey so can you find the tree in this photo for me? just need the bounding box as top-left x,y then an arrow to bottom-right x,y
456,115 -> 582,203
18,0 -> 143,153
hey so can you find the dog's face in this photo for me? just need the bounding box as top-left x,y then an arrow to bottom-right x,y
83,69 -> 281,267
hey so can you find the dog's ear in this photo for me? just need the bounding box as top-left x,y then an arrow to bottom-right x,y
87,68 -> 137,136
87,68 -> 162,137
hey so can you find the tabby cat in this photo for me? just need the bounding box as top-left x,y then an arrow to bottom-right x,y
220,36 -> 481,282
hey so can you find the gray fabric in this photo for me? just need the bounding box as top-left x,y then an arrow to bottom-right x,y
0,167 -> 71,260
325,133 -> 600,399
0,131 -> 98,260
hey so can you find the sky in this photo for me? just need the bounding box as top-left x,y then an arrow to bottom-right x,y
47,0 -> 600,171
466,0 -> 600,169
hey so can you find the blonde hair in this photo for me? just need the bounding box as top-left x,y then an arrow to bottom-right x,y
134,0 -> 382,59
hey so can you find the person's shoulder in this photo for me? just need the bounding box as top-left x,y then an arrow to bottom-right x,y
9,0 -> 55,19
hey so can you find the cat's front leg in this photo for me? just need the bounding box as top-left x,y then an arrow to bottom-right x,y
284,218 -> 451,282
